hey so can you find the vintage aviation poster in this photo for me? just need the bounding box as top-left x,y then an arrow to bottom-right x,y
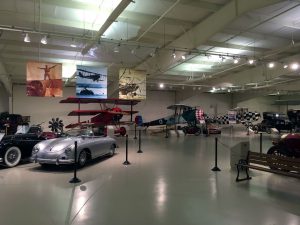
119,68 -> 146,100
26,61 -> 62,97
76,65 -> 107,99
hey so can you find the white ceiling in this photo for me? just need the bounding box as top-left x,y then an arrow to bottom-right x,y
0,0 -> 300,95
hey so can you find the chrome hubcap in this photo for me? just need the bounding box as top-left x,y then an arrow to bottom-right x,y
7,150 -> 19,163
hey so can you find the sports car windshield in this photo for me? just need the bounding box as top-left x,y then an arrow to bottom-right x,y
65,129 -> 94,137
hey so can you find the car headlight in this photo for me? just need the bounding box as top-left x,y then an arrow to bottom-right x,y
32,146 -> 39,154
64,145 -> 74,156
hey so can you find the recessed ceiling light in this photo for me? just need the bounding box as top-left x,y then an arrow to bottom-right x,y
268,62 -> 275,68
283,64 -> 288,69
248,59 -> 254,65
290,62 -> 299,70
159,83 -> 164,88
181,55 -> 186,60
233,58 -> 239,64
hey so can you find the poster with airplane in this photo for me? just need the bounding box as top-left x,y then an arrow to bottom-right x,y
76,65 -> 107,99
26,61 -> 62,97
119,68 -> 146,100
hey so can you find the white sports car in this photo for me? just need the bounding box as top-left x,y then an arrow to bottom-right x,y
31,128 -> 117,167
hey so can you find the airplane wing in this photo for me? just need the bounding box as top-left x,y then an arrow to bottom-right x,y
60,97 -> 140,105
68,110 -> 138,116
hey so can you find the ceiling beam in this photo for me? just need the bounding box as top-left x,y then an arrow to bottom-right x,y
136,0 -> 282,75
161,0 -> 223,12
81,0 -> 132,55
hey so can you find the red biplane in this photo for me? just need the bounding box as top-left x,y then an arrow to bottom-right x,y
60,97 -> 140,136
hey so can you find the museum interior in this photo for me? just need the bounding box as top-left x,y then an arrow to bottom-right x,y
0,0 -> 300,224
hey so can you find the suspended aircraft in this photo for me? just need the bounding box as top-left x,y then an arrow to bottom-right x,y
77,69 -> 106,82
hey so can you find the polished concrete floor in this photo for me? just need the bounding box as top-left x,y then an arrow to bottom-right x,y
0,127 -> 299,225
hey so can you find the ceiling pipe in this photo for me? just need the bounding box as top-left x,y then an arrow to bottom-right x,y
135,0 -> 181,42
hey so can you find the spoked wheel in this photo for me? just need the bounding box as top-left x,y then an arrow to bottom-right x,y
78,150 -> 87,167
267,146 -> 289,171
4,146 -> 22,167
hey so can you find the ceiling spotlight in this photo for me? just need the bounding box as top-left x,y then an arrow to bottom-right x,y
198,87 -> 201,90
268,62 -> 275,68
70,39 -> 77,48
41,35 -> 48,45
159,83 -> 164,88
181,55 -> 186,60
228,89 -> 231,93
248,59 -> 254,65
24,33 -> 30,43
114,44 -> 120,53
233,58 -> 239,64
290,62 -> 299,70
172,50 -> 176,59
131,48 -> 135,54
283,64 -> 288,69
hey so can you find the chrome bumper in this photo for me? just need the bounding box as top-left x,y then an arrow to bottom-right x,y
31,156 -> 74,165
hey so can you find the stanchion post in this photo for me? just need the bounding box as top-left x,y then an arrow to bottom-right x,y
123,135 -> 131,165
165,125 -> 168,138
259,132 -> 262,154
134,124 -> 137,139
211,137 -> 221,172
69,141 -> 81,183
137,129 -> 143,153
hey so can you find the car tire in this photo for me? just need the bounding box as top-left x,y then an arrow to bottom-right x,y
78,150 -> 87,167
108,145 -> 116,157
4,146 -> 22,167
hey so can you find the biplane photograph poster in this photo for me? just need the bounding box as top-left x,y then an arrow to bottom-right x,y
26,61 -> 62,97
119,68 -> 146,100
76,65 -> 107,99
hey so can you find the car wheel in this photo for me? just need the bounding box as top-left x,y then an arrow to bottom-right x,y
4,146 -> 22,167
78,150 -> 87,167
108,145 -> 116,157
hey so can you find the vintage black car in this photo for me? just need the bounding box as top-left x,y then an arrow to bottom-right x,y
0,125 -> 55,167
253,112 -> 294,133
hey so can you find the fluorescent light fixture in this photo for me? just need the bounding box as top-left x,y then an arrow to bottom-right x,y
41,35 -> 48,45
113,46 -> 119,53
290,62 -> 299,70
233,58 -> 239,64
268,62 -> 275,68
181,55 -> 186,60
159,83 -> 164,88
24,33 -> 30,43
248,59 -> 254,65
283,64 -> 288,69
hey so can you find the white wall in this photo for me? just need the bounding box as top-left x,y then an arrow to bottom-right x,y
233,93 -> 280,113
175,90 -> 232,116
0,83 -> 9,112
12,85 -> 176,130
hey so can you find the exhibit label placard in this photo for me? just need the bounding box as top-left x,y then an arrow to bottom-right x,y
228,111 -> 237,124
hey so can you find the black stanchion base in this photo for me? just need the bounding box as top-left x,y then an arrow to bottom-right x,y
123,161 -> 131,165
137,149 -> 143,153
69,177 -> 81,183
211,167 -> 221,172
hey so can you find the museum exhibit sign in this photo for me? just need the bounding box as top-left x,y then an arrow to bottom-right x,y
26,61 -> 63,97
119,68 -> 146,100
228,111 -> 237,124
76,65 -> 107,99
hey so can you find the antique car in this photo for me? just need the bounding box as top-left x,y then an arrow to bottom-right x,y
253,112 -> 294,134
31,128 -> 117,167
0,124 -> 56,167
0,112 -> 25,135
267,133 -> 300,170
